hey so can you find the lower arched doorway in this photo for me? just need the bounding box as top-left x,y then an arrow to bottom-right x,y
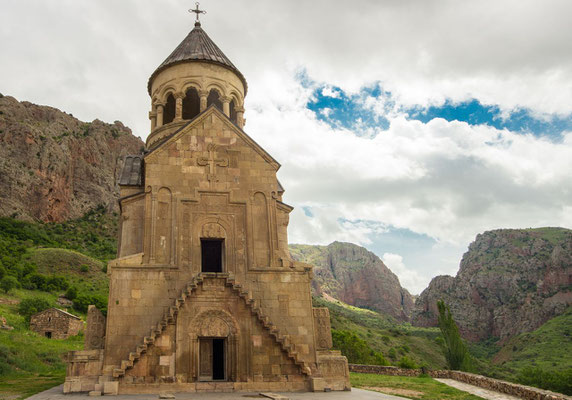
179,309 -> 239,382
199,337 -> 226,381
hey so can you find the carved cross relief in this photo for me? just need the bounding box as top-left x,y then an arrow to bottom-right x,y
197,144 -> 229,184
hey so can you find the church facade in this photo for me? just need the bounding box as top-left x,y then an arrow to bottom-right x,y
64,18 -> 349,395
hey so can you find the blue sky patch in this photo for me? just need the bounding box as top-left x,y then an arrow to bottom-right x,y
302,206 -> 314,217
300,73 -> 572,138
304,79 -> 392,134
339,219 -> 437,258
408,100 -> 572,137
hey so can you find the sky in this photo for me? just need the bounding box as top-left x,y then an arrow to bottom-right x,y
2,0 -> 572,294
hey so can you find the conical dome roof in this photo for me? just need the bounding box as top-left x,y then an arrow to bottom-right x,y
148,22 -> 247,94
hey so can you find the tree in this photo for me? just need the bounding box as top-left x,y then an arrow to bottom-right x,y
65,286 -> 78,301
0,275 -> 19,293
437,300 -> 470,370
73,294 -> 107,315
18,297 -> 52,323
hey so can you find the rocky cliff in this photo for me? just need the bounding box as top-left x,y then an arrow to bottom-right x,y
290,242 -> 414,321
412,228 -> 572,342
0,94 -> 144,222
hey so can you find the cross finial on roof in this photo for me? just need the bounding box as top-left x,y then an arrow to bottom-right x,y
189,2 -> 206,25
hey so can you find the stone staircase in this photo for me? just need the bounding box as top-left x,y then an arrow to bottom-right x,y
112,272 -> 312,380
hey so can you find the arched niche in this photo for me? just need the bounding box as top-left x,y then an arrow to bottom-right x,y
252,192 -> 270,267
155,187 -> 172,264
164,93 -> 176,124
182,87 -> 200,120
207,89 -> 223,111
229,99 -> 237,124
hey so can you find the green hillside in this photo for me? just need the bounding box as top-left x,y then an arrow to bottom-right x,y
29,247 -> 109,295
491,306 -> 572,381
314,296 -> 447,369
0,208 -> 115,398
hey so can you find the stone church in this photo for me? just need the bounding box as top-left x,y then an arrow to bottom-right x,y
65,14 -> 349,395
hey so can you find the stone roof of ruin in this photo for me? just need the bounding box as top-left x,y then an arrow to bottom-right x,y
148,22 -> 247,95
119,155 -> 144,186
32,308 -> 81,320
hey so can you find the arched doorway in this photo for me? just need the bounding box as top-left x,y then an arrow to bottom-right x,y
184,310 -> 239,382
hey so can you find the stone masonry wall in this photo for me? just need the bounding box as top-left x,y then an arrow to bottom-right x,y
30,308 -> 82,339
349,364 -> 571,400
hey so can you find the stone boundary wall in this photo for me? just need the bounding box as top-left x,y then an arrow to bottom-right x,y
349,364 -> 572,400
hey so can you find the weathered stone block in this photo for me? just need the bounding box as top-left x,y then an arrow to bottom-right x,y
103,381 -> 119,395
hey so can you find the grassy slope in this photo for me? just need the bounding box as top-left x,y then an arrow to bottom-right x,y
491,306 -> 572,374
351,373 -> 485,400
314,296 -> 447,369
29,247 -> 109,295
0,296 -> 83,399
0,208 -> 115,398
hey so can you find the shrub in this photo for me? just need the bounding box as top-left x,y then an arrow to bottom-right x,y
80,264 -> 89,273
382,335 -> 391,344
388,348 -> 397,360
18,297 -> 52,323
332,329 -> 388,365
47,275 -> 69,291
65,286 -> 78,301
29,273 -> 47,290
27,273 -> 69,292
73,294 -> 107,315
398,355 -> 418,369
0,275 -> 19,293
517,367 -> 572,395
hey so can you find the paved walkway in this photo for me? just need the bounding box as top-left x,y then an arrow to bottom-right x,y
435,379 -> 521,400
26,385 -> 407,400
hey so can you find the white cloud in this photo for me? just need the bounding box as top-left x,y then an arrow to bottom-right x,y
381,253 -> 426,295
321,87 -> 340,99
247,72 -> 572,291
1,0 -> 571,294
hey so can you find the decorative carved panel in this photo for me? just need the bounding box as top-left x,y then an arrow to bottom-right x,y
313,308 -> 333,350
85,305 -> 106,350
201,222 -> 226,239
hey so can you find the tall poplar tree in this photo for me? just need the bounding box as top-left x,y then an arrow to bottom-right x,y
437,300 -> 470,370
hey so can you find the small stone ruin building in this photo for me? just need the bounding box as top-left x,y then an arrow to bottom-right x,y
65,11 -> 350,395
30,308 -> 82,339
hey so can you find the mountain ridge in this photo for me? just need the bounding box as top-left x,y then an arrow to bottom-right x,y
0,94 -> 144,222
412,227 -> 572,342
290,241 -> 414,321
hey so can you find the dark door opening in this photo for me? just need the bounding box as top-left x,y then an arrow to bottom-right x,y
199,338 -> 226,381
45,331 -> 52,339
201,239 -> 223,272
212,338 -> 225,380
